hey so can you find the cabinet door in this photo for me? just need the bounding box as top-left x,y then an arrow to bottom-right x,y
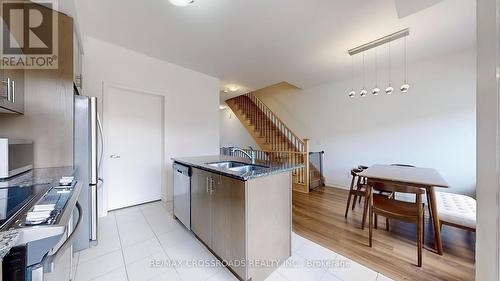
190,168 -> 212,247
211,173 -> 228,259
0,0 -> 25,114
4,68 -> 24,113
0,68 -> 24,114
212,175 -> 246,279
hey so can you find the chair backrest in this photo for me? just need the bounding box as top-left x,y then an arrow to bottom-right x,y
390,164 -> 416,168
351,168 -> 363,176
368,179 -> 424,195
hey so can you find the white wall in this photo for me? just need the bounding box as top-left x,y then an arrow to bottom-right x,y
219,106 -> 260,149
225,48 -> 476,196
83,36 -> 220,215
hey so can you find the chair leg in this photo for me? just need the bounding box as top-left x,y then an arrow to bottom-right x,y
361,194 -> 369,230
374,214 -> 378,229
386,217 -> 389,231
426,192 -> 432,221
345,192 -> 353,218
417,211 -> 423,267
344,176 -> 356,218
369,203 -> 373,247
352,176 -> 362,210
422,209 -> 425,245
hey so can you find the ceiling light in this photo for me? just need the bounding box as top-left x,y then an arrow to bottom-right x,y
372,87 -> 380,96
227,85 -> 240,92
222,89 -> 229,93
360,54 -> 367,97
386,43 -> 394,95
400,37 -> 410,93
169,0 -> 194,6
348,56 -> 356,98
219,105 -> 227,110
400,84 -> 410,93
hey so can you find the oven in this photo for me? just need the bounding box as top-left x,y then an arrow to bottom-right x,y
1,180 -> 83,281
0,138 -> 34,179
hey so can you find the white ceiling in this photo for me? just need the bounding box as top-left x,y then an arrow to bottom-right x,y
75,0 -> 475,93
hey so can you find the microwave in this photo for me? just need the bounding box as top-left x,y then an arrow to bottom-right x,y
0,138 -> 33,179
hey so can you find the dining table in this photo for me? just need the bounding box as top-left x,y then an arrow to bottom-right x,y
358,164 -> 449,255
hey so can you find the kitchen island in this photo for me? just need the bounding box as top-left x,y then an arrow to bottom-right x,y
172,155 -> 301,281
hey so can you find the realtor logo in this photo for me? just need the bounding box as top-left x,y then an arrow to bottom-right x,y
1,1 -> 58,69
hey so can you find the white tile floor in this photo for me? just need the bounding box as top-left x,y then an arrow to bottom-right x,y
74,201 -> 394,281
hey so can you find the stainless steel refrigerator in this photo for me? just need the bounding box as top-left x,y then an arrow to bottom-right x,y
73,94 -> 102,251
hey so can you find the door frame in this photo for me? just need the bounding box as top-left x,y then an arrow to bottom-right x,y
101,81 -> 166,215
477,0 -> 500,280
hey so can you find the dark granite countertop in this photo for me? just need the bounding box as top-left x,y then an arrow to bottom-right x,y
172,155 -> 302,181
0,166 -> 75,188
0,230 -> 20,261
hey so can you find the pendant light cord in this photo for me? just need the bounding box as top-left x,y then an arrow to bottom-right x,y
375,48 -> 378,87
351,56 -> 354,91
388,42 -> 392,86
404,37 -> 407,83
362,53 -> 366,88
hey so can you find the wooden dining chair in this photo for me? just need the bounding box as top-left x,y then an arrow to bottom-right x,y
345,168 -> 371,229
368,179 -> 425,267
389,164 -> 433,222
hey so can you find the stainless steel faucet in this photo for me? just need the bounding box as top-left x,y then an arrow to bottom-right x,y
231,146 -> 256,164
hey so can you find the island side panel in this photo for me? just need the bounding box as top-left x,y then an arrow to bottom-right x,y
246,171 -> 292,281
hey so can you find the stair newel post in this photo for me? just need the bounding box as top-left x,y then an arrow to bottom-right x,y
304,138 -> 310,192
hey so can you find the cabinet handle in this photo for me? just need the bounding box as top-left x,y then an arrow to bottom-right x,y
210,177 -> 215,194
11,80 -> 14,103
7,78 -> 12,102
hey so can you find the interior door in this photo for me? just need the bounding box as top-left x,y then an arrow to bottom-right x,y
104,85 -> 163,210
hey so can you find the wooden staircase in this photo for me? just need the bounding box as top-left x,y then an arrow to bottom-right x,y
225,93 -> 322,193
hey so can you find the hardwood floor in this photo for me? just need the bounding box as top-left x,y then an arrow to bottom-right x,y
292,187 -> 475,281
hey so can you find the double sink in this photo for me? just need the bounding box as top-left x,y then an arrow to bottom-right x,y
206,161 -> 269,174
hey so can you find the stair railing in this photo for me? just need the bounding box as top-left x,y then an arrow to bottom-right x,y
233,93 -> 305,153
228,93 -> 312,192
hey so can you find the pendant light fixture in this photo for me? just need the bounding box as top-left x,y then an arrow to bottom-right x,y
348,56 -> 356,98
360,53 -> 367,97
385,42 -> 394,95
400,37 -> 410,93
372,48 -> 380,96
346,28 -> 410,99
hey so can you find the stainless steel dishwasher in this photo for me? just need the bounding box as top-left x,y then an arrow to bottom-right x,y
173,163 -> 191,230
